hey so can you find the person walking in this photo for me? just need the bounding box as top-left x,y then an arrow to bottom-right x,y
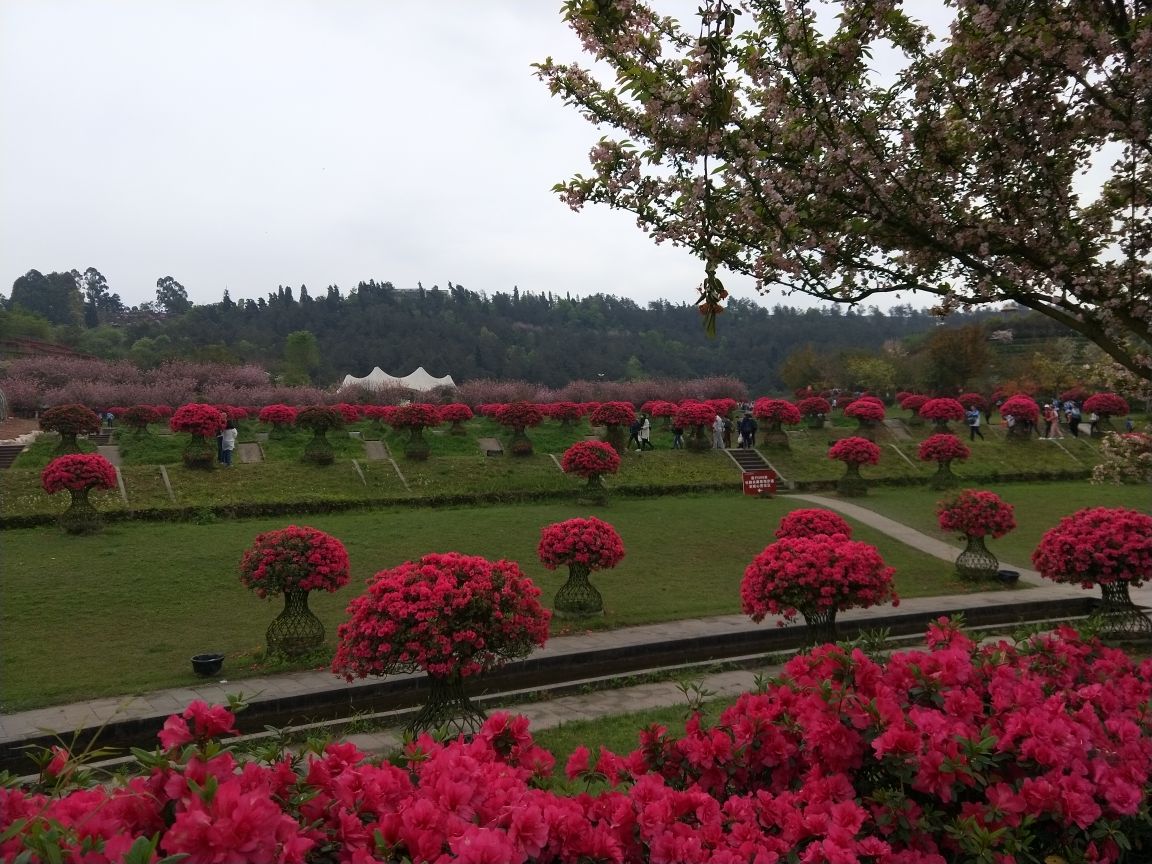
1067,402 -> 1082,437
627,418 -> 642,450
638,415 -> 653,450
966,406 -> 985,441
671,422 -> 684,449
220,423 -> 239,467
712,414 -> 726,449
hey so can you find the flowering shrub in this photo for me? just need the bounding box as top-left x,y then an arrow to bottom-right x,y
238,525 -> 351,598
10,626 -> 1152,864
121,404 -> 162,431
39,404 -> 101,437
917,433 -> 971,464
673,400 -> 716,428
560,440 -> 621,479
958,392 -> 987,411
918,397 -> 965,423
751,398 -> 801,427
437,403 -> 474,424
899,393 -> 928,413
1000,394 -> 1040,423
41,454 -> 117,494
1060,385 -> 1089,403
362,404 -> 397,425
796,395 -> 830,418
493,401 -> 545,430
774,508 -> 853,539
295,405 -> 342,433
257,403 -> 297,427
545,401 -> 584,424
588,401 -> 635,427
390,402 -> 441,429
168,403 -> 226,437
937,489 -> 1016,538
741,535 -> 897,624
1093,431 -> 1152,484
1032,507 -> 1152,588
640,399 -> 676,419
538,517 -> 625,571
828,436 -> 881,465
707,397 -> 738,417
333,552 -> 550,680
843,398 -> 885,422
1084,392 -> 1130,418
332,402 -> 362,424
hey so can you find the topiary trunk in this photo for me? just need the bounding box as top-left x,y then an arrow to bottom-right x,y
929,461 -> 959,490
59,487 -> 103,535
837,462 -> 868,496
303,430 -> 334,465
405,427 -> 430,460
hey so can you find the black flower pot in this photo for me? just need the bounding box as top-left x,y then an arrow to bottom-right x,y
996,570 -> 1020,584
191,653 -> 225,677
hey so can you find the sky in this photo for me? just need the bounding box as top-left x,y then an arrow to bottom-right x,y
0,1 -> 952,312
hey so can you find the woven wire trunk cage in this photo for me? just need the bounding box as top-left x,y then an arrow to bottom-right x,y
1097,581 -> 1152,640
60,487 -> 103,535
405,428 -> 430,460
54,433 -> 82,455
955,535 -> 999,581
409,673 -> 487,737
801,608 -> 838,646
303,431 -> 335,465
554,564 -> 604,617
837,463 -> 869,497
509,429 -> 534,456
930,462 -> 960,490
266,590 -> 325,656
182,436 -> 216,469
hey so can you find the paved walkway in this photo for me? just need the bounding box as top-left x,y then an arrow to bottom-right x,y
3,495 -> 1141,757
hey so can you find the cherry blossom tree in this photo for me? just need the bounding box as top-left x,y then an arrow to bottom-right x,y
537,1 -> 1152,379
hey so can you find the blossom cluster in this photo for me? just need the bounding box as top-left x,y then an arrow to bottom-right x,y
918,397 -> 965,422
751,398 -> 801,426
295,405 -> 342,433
238,525 -> 351,598
936,489 -> 1016,539
257,403 -> 298,426
774,507 -> 853,540
796,395 -> 830,417
332,552 -> 550,680
41,453 -> 117,494
331,402 -> 362,424
559,440 -> 621,479
494,401 -> 545,430
917,433 -> 971,464
120,404 -> 163,430
9,626 -> 1152,863
538,517 -> 625,571
958,392 -> 987,411
1083,392 -> 1129,417
544,401 -> 585,423
843,397 -> 885,422
438,403 -> 474,423
828,435 -> 881,465
1092,430 -> 1152,485
1032,507 -> 1152,588
672,400 -> 716,428
390,402 -> 442,430
899,393 -> 928,412
741,535 -> 897,623
999,395 -> 1040,423
168,403 -> 227,438
38,404 -> 102,437
588,401 -> 636,427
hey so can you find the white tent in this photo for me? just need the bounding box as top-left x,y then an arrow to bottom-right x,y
340,366 -> 456,392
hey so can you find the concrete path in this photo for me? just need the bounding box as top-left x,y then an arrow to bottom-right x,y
236,442 -> 263,464
362,440 -> 389,461
96,444 -> 121,467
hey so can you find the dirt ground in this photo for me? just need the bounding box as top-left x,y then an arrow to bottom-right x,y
0,417 -> 39,441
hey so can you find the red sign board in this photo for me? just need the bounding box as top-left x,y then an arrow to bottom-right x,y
742,469 -> 777,496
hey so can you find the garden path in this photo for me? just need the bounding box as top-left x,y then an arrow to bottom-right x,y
235,442 -> 263,464
96,444 -> 120,467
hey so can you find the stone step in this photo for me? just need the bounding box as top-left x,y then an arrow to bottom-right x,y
725,448 -> 771,471
0,443 -> 25,470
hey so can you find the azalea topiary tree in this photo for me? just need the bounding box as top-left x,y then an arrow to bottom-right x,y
589,401 -> 636,454
741,535 -> 897,644
774,508 -> 853,540
41,453 -> 118,534
169,403 -> 227,468
494,402 -> 545,456
641,399 -> 677,429
437,403 -> 474,435
538,516 -> 626,617
917,433 -> 971,489
361,404 -> 396,434
121,404 -> 162,436
560,440 -> 621,502
752,398 -> 801,447
843,398 -> 885,440
918,397 -> 966,432
1000,395 -> 1040,440
796,396 -> 831,429
332,403 -> 362,425
257,403 -> 298,438
1083,393 -> 1130,436
1033,507 -> 1152,639
239,525 -> 351,656
547,401 -> 585,428
828,436 -> 880,497
333,552 -> 551,734
937,489 -> 1016,581
39,404 -> 102,454
295,405 -> 343,465
390,402 -> 441,460
899,394 -> 929,427
674,400 -> 716,452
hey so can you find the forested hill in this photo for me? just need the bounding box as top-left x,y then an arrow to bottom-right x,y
159,282 -> 968,391
3,276 -> 1013,392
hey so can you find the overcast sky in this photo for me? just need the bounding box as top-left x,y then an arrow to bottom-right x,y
0,1 -> 949,312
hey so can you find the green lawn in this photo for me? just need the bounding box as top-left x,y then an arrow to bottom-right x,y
2,493 -> 1000,712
